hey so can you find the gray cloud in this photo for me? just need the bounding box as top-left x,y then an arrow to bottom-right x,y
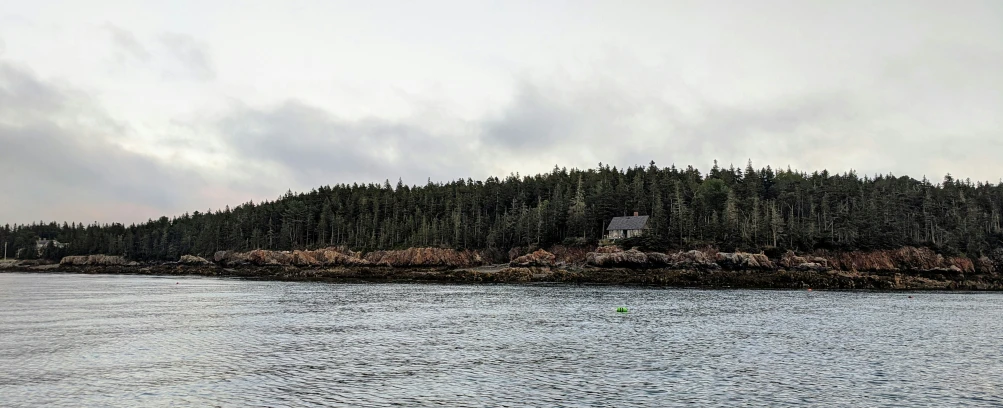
211,50 -> 1002,195
2,0 -> 1002,225
217,101 -> 475,187
473,40 -> 1003,179
103,23 -> 150,63
0,63 -> 66,121
6,32 -> 999,225
159,33 -> 214,81
480,73 -> 684,160
476,72 -> 862,171
482,82 -> 579,151
0,59 -> 212,224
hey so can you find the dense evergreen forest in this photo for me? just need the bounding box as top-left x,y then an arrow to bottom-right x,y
4,161 -> 1003,262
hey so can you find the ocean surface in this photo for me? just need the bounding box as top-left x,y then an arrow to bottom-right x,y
1,273 -> 1002,407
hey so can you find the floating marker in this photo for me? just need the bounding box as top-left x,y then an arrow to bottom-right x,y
616,307 -> 629,313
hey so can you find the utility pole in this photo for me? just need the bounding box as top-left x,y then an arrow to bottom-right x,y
3,241 -> 6,260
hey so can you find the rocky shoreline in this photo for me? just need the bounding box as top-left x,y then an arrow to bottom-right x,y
3,263 -> 1003,290
3,245 -> 1003,290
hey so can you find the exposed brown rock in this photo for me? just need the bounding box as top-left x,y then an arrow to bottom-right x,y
815,247 -> 974,273
510,249 -> 556,267
291,250 -> 322,267
586,249 -> 648,267
213,248 -> 369,267
977,256 -> 996,275
248,249 -> 292,266
547,245 -> 592,266
794,262 -> 827,272
715,252 -> 775,270
179,255 -> 211,265
363,247 -> 484,268
59,255 -> 127,266
495,267 -> 535,282
0,260 -> 22,269
585,248 -> 724,269
644,252 -> 673,267
779,251 -> 808,269
753,254 -> 774,267
59,256 -> 90,266
669,250 -> 719,270
214,250 -> 245,266
947,257 -> 974,274
314,248 -> 371,267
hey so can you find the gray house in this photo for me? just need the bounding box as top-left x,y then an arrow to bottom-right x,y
605,212 -> 649,240
36,239 -> 67,255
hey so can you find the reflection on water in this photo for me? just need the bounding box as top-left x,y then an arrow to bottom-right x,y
1,273 -> 1002,407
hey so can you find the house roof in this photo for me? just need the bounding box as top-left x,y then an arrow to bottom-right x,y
606,215 -> 649,230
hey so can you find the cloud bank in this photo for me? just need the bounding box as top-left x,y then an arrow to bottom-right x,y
0,1 -> 1001,224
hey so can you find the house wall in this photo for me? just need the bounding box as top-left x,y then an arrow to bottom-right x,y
608,229 -> 646,240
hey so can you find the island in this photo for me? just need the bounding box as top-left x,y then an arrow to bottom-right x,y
3,162 -> 1002,290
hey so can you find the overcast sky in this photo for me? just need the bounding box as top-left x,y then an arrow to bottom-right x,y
1,0 -> 1001,225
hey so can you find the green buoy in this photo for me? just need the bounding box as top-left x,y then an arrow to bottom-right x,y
616,307 -> 629,313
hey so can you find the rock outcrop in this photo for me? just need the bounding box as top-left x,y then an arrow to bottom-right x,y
60,255 -> 127,266
179,255 -> 212,265
585,248 -> 721,269
816,247 -> 973,274
510,249 -> 556,267
586,249 -> 649,267
363,247 -> 484,268
779,251 -> 828,271
213,247 -> 369,267
290,249 -> 371,267
494,267 -> 536,282
977,256 -> 996,275
0,260 -> 21,269
715,252 -> 775,270
644,252 -> 673,267
248,249 -> 292,266
547,245 -> 592,266
669,250 -> 720,270
794,262 -> 827,272
214,250 -> 250,266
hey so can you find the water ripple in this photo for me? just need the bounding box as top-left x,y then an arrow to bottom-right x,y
1,274 -> 1002,407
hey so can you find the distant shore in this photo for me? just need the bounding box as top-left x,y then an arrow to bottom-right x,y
5,244 -> 1003,290
3,263 -> 1002,290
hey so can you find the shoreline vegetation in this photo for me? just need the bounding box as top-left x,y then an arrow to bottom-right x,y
5,162 -> 1003,291
3,245 -> 1002,290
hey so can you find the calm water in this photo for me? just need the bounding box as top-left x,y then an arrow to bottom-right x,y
1,274 -> 1002,407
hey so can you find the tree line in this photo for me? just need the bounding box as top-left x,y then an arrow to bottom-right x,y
4,161 -> 1003,261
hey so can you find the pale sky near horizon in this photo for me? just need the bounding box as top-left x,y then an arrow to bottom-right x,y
1,0 -> 1001,225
